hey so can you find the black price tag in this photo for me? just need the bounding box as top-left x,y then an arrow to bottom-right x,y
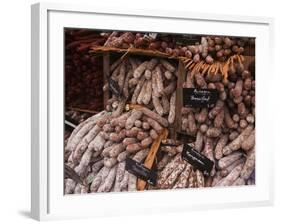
183,88 -> 218,108
176,132 -> 196,143
148,33 -> 157,39
64,115 -> 78,131
108,77 -> 123,98
175,35 -> 201,46
181,144 -> 214,176
125,158 -> 157,186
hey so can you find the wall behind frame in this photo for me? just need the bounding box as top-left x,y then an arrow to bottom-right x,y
0,0 -> 280,224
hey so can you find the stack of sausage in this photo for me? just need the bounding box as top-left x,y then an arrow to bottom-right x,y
103,31 -> 255,63
155,151 -> 205,189
105,56 -> 177,125
65,106 -> 169,193
180,56 -> 255,187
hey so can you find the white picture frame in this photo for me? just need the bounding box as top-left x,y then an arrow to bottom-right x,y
31,2 -> 274,221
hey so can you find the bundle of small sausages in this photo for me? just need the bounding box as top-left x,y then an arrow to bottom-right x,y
104,56 -> 177,125
154,151 -> 205,189
65,105 -> 169,193
180,57 -> 255,186
102,31 -> 254,63
152,144 -> 254,189
178,36 -> 254,63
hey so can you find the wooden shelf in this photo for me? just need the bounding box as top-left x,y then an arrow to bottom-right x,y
90,46 -> 179,60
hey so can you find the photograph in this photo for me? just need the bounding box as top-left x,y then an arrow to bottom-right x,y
63,29 -> 256,194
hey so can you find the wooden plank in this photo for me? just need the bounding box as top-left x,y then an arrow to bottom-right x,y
174,60 -> 185,138
103,53 -> 110,109
243,46 -> 255,56
137,128 -> 169,191
90,46 -> 179,60
91,45 -> 255,64
243,55 -> 255,77
243,56 -> 255,69
168,127 -> 175,139
125,103 -> 144,111
67,107 -> 100,114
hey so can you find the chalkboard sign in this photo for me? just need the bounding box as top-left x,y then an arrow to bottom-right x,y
176,131 -> 196,143
125,158 -> 157,186
181,144 -> 214,176
108,77 -> 123,98
183,88 -> 218,108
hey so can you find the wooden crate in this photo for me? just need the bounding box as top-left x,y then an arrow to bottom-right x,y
94,48 -> 182,139
91,46 -> 255,141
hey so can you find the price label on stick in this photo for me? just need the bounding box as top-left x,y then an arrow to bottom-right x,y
181,144 -> 214,176
108,77 -> 123,98
183,88 -> 218,108
125,158 -> 157,186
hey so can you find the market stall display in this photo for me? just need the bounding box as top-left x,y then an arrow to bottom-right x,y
64,29 -> 255,194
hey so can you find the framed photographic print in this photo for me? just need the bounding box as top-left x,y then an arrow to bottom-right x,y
31,2 -> 274,221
